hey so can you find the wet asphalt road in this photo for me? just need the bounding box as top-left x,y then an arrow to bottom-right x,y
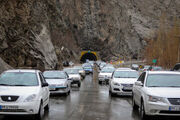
0,68 -> 180,120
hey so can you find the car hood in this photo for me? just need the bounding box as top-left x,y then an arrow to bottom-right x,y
99,73 -> 112,77
45,79 -> 67,85
146,87 -> 180,98
68,74 -> 80,78
0,86 -> 39,96
113,78 -> 137,84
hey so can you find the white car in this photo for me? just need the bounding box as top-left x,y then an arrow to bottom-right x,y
43,71 -> 71,95
98,67 -> 115,84
132,71 -> 180,119
73,66 -> 86,79
99,62 -> 107,70
64,68 -> 81,87
0,69 -> 50,119
109,69 -> 139,96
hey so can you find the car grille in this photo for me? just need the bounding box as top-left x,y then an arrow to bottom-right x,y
122,89 -> 132,92
1,96 -> 19,102
121,84 -> 133,87
159,110 -> 180,114
0,109 -> 26,112
168,98 -> 180,105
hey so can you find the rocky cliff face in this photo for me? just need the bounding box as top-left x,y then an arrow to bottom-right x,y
59,0 -> 180,60
0,0 -> 179,70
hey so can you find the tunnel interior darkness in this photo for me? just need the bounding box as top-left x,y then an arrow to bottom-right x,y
80,53 -> 97,63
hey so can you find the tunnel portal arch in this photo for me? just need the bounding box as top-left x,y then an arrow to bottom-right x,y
80,51 -> 98,63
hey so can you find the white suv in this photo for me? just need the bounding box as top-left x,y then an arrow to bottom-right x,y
0,69 -> 50,119
109,69 -> 139,96
132,71 -> 180,119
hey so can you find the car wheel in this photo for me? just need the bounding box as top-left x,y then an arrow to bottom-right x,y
99,81 -> 101,84
78,83 -> 81,87
35,102 -> 44,120
132,95 -> 139,110
68,90 -> 71,94
140,101 -> 149,120
44,103 -> 49,111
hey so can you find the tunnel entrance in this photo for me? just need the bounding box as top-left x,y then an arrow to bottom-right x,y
80,53 -> 97,63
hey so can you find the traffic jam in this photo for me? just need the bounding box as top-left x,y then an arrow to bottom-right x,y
0,61 -> 180,120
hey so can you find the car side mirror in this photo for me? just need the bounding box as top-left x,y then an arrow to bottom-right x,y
135,81 -> 143,87
42,82 -> 49,87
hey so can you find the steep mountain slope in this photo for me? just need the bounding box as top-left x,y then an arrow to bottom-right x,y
0,0 -> 179,71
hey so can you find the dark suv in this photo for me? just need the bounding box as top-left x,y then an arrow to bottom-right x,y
171,63 -> 180,71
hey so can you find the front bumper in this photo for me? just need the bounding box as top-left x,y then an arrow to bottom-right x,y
111,84 -> 133,95
0,101 -> 40,115
49,87 -> 69,94
71,80 -> 80,84
145,102 -> 180,116
84,70 -> 93,73
99,77 -> 110,82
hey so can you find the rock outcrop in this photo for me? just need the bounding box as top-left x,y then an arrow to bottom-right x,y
0,0 -> 179,70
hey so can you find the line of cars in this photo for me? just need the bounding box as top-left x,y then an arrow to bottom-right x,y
97,62 -> 180,119
0,63 -> 93,119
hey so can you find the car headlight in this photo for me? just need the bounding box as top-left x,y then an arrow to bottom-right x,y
24,94 -> 37,102
113,82 -> 120,86
148,95 -> 165,103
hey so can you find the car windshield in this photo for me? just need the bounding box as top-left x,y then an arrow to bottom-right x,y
0,72 -> 38,86
43,71 -> 67,79
114,71 -> 139,78
153,67 -> 162,71
146,74 -> 180,87
101,68 -> 115,73
66,69 -> 79,74
100,63 -> 106,66
144,66 -> 150,69
83,65 -> 92,69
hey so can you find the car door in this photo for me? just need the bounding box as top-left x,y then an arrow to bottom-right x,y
39,72 -> 49,106
134,72 -> 146,106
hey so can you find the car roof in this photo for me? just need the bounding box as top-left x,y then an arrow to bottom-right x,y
115,69 -> 136,72
116,68 -> 132,70
5,69 -> 40,73
147,71 -> 180,75
43,70 -> 64,72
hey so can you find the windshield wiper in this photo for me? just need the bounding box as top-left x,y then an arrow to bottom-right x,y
0,84 -> 12,86
13,85 -> 29,86
167,86 -> 180,87
148,86 -> 160,87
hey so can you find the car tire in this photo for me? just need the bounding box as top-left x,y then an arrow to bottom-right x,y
99,81 -> 102,84
44,103 -> 49,111
78,83 -> 81,87
132,95 -> 139,110
35,102 -> 44,120
140,101 -> 149,120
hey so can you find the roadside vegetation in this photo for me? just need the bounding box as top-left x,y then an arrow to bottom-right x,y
144,15 -> 180,68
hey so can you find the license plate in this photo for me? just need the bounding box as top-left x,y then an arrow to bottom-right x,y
0,105 -> 18,110
169,106 -> 180,111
